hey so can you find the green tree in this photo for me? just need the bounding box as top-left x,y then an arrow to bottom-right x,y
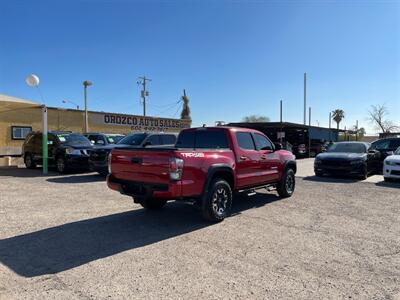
180,89 -> 191,121
242,115 -> 270,123
331,109 -> 345,130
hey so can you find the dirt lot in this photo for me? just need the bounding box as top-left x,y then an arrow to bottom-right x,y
0,159 -> 399,299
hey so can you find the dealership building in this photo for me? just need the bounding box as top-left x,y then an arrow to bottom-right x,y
0,94 -> 191,156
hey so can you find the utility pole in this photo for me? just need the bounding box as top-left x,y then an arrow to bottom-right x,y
303,73 -> 307,125
308,106 -> 311,158
356,120 -> 359,141
329,112 -> 332,142
279,99 -> 283,143
138,76 -> 151,116
83,80 -> 92,133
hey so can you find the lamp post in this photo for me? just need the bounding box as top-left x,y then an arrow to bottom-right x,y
62,99 -> 80,110
26,74 -> 48,175
83,80 -> 92,133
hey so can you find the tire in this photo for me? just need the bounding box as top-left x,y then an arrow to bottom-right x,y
98,171 -> 109,177
360,165 -> 368,180
277,168 -> 295,198
56,156 -> 68,174
202,179 -> 232,222
384,177 -> 391,182
315,171 -> 323,177
24,153 -> 36,169
139,198 -> 167,210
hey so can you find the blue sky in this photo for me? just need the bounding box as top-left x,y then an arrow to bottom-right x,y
0,0 -> 399,134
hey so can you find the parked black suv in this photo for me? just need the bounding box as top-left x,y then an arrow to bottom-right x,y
22,131 -> 93,173
83,133 -> 125,146
89,132 -> 177,175
371,137 -> 400,169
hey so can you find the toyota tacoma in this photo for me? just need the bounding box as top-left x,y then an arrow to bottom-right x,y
107,127 -> 296,222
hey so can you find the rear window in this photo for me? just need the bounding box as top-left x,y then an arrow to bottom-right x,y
236,132 -> 255,150
176,130 -> 228,149
195,130 -> 229,149
176,131 -> 195,148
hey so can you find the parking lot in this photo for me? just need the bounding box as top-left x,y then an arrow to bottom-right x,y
0,159 -> 399,299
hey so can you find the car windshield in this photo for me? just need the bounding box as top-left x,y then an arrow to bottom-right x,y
327,143 -> 366,153
106,135 -> 124,144
117,133 -> 147,146
395,147 -> 400,155
57,133 -> 92,146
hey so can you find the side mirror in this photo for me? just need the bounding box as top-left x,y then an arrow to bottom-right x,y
143,141 -> 152,147
386,151 -> 394,156
274,143 -> 282,151
368,149 -> 379,156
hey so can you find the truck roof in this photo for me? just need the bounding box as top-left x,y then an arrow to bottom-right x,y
183,126 -> 261,133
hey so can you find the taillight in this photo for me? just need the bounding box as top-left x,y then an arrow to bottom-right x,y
169,157 -> 184,181
107,152 -> 112,174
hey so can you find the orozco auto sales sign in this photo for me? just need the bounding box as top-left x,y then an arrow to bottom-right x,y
91,112 -> 191,132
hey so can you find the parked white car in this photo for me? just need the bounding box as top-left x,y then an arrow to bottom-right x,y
383,147 -> 400,181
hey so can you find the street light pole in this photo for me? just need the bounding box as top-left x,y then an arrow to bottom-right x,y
42,105 -> 48,175
83,80 -> 92,133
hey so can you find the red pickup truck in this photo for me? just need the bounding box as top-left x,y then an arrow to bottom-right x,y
107,127 -> 296,222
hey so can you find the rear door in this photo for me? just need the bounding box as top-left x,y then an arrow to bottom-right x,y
234,131 -> 261,188
253,132 -> 281,183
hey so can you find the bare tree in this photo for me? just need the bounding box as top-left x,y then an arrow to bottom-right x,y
242,115 -> 270,123
367,104 -> 399,133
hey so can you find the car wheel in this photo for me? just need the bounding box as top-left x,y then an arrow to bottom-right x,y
139,198 -> 167,210
360,166 -> 368,180
24,154 -> 36,169
98,171 -> 109,177
384,177 -> 391,182
277,168 -> 295,198
56,156 -> 68,174
315,171 -> 323,177
202,179 -> 232,222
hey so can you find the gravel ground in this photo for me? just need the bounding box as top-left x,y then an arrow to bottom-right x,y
0,160 -> 399,300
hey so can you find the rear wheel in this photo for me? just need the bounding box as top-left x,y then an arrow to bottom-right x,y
139,198 -> 167,210
202,179 -> 232,222
24,154 -> 36,169
277,169 -> 295,198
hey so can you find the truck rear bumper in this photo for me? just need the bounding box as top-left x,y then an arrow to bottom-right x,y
107,174 -> 181,200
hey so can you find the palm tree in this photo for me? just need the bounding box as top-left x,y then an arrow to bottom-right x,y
331,109 -> 345,130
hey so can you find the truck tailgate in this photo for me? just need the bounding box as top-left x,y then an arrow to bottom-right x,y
111,148 -> 173,184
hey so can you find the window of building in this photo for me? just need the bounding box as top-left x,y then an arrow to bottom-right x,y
11,126 -> 32,140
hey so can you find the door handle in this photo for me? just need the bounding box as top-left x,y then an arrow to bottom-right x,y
240,156 -> 249,161
260,155 -> 267,160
